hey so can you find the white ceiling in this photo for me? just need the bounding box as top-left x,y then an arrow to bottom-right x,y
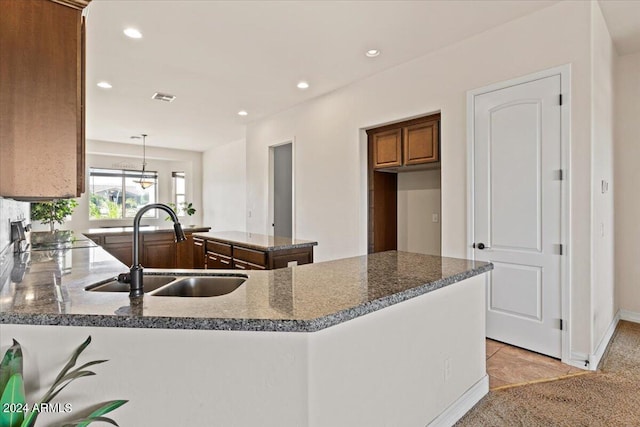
85,0 -> 637,153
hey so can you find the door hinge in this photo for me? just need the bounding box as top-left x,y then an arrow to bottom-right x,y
555,169 -> 564,181
559,244 -> 564,255
559,94 -> 563,105
559,319 -> 564,330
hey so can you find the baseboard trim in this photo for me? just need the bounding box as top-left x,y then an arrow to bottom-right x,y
588,312 -> 620,371
619,309 -> 640,324
428,375 -> 489,427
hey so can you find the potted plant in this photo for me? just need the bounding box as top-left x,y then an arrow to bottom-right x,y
31,199 -> 78,233
0,336 -> 127,427
165,202 -> 196,224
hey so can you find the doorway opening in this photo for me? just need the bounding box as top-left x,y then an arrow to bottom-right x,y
269,141 -> 294,238
366,113 -> 441,255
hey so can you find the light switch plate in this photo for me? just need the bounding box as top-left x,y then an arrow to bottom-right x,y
432,213 -> 439,223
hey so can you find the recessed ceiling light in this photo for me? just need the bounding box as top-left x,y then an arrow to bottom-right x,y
123,28 -> 142,39
365,49 -> 380,57
297,81 -> 309,90
238,110 -> 248,116
97,81 -> 112,89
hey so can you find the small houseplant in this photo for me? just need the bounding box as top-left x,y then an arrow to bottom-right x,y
165,202 -> 196,222
0,336 -> 127,427
31,199 -> 78,232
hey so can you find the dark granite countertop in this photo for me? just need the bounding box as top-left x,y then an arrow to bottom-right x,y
0,244 -> 491,332
192,231 -> 317,251
81,225 -> 211,235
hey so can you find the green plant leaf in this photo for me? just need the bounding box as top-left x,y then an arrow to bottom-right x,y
0,373 -> 25,427
61,416 -> 120,427
52,336 -> 92,387
70,400 -> 128,427
0,340 -> 22,399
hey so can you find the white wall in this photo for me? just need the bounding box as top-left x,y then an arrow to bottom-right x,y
614,51 -> 640,315
397,169 -> 441,256
239,1 -> 594,355
31,140 -> 203,232
0,197 -> 30,255
202,139 -> 247,231
590,1 -> 616,353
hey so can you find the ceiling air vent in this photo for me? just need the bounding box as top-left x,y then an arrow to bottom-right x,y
151,92 -> 176,102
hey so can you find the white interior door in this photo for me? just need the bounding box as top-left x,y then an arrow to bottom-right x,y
473,75 -> 562,358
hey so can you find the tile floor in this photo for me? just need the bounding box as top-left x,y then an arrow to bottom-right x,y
486,339 -> 588,390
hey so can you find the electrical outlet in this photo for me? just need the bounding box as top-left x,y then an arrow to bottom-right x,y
432,213 -> 439,223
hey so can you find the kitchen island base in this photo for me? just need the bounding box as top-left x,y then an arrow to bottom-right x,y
1,275 -> 486,426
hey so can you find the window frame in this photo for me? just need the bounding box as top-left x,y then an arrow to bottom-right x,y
88,167 -> 159,220
172,171 -> 186,216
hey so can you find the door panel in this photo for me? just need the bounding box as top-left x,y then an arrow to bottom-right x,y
473,74 -> 562,358
489,102 -> 541,252
489,262 -> 542,320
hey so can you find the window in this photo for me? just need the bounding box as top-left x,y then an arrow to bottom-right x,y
172,171 -> 186,216
89,168 -> 158,220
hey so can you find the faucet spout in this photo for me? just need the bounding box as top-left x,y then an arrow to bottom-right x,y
129,203 -> 185,297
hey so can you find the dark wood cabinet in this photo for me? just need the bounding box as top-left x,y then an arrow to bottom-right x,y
101,235 -> 133,267
0,0 -> 90,199
142,233 -> 176,269
85,227 -> 210,269
370,115 -> 440,170
195,234 -> 315,271
193,237 -> 206,269
177,233 -> 195,269
269,247 -> 315,269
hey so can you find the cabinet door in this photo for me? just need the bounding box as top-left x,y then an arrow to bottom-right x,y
233,246 -> 267,268
176,233 -> 194,269
206,252 -> 233,269
193,237 -> 205,269
142,233 -> 176,268
102,234 -> 132,266
403,120 -> 439,165
269,247 -> 314,269
372,129 -> 402,169
0,0 -> 87,199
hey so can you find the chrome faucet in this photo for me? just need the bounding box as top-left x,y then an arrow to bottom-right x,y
129,203 -> 186,297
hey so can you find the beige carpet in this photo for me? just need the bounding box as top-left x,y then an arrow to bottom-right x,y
456,321 -> 640,426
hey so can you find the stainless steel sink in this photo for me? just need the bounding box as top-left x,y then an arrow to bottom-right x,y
148,276 -> 246,297
86,275 -> 177,292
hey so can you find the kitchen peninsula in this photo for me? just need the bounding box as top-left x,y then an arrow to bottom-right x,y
192,230 -> 317,270
0,242 -> 491,426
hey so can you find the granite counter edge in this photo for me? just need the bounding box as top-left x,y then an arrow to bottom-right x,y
0,263 -> 492,332
191,233 -> 318,252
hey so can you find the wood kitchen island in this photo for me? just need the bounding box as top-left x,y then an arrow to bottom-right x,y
192,231 -> 317,270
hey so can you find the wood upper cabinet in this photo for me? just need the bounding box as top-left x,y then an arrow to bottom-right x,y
404,119 -> 439,165
370,115 -> 440,170
372,129 -> 402,169
0,0 -> 89,200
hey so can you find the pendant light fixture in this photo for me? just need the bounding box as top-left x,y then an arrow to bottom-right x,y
131,134 -> 154,189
